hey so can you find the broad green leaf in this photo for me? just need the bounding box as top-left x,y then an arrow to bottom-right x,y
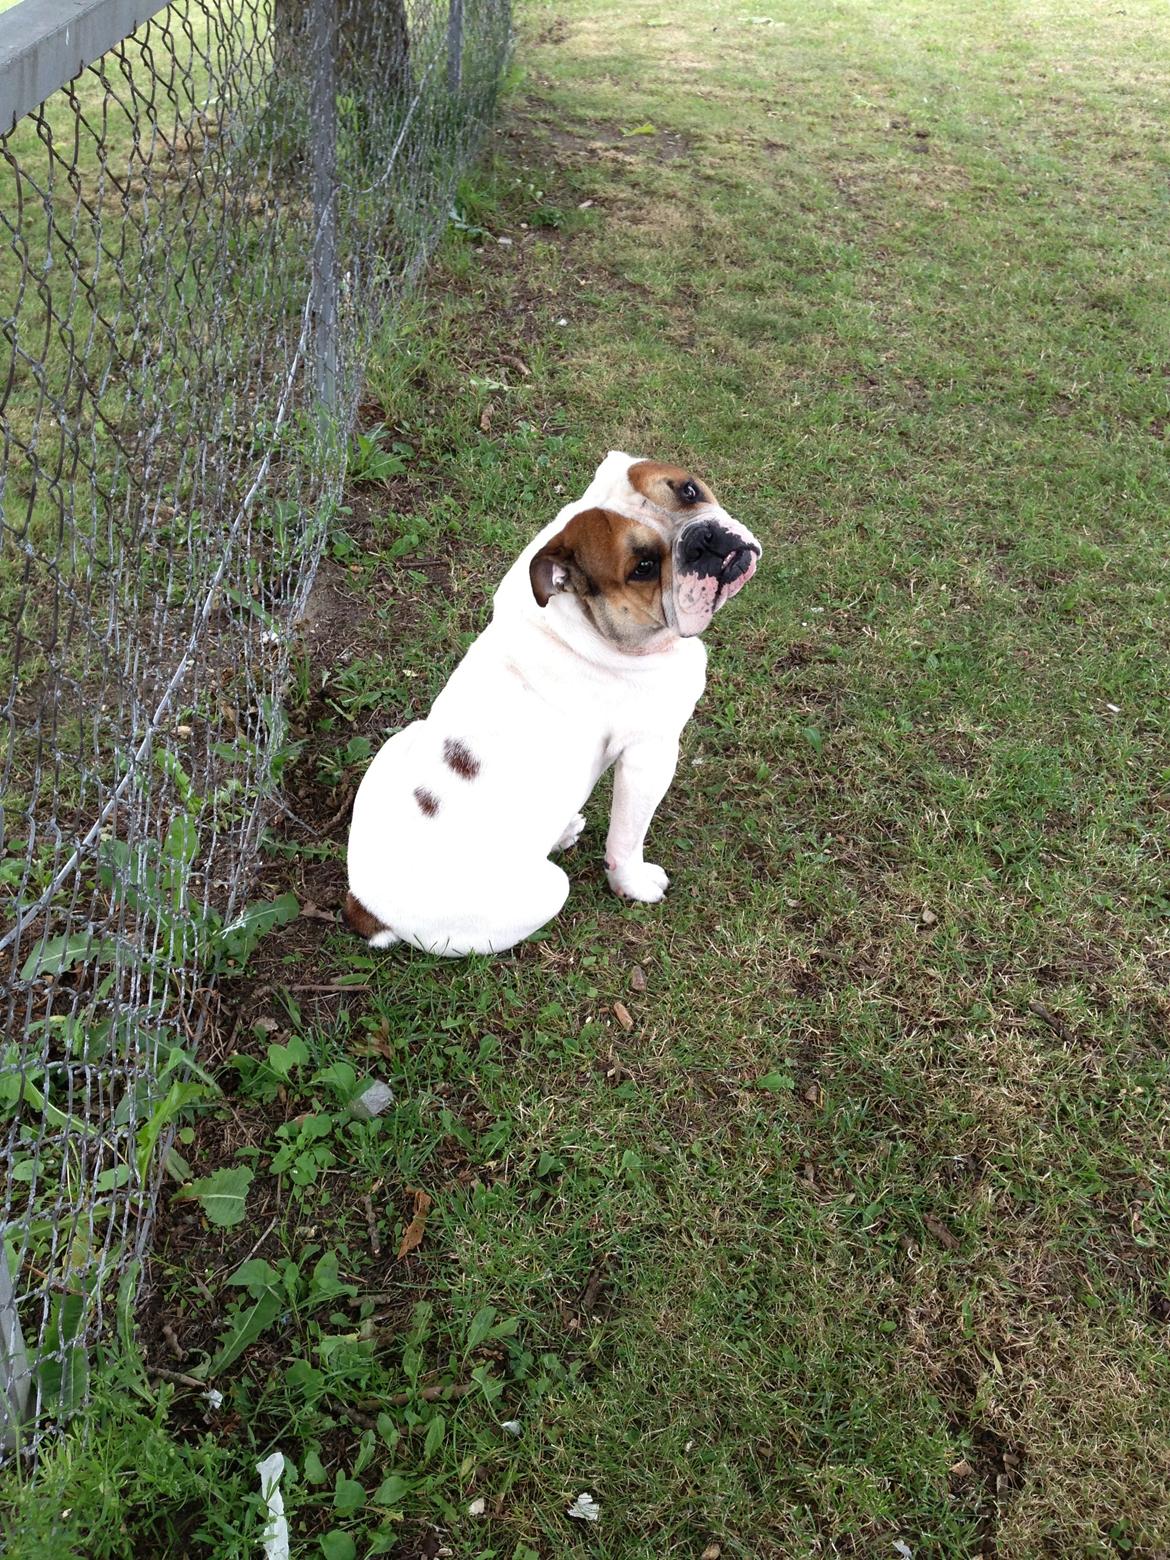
214,893 -> 299,965
308,1250 -> 357,1307
313,1060 -> 357,1098
465,1304 -> 496,1352
228,1258 -> 282,1293
183,1166 -> 254,1227
373,1473 -> 409,1507
756,1072 -> 795,1092
160,812 -> 198,880
267,1036 -> 310,1079
304,1449 -> 328,1485
320,1532 -> 356,1560
333,1473 -> 365,1516
35,1290 -> 90,1412
209,1288 -> 281,1375
422,1413 -> 445,1460
20,932 -> 117,983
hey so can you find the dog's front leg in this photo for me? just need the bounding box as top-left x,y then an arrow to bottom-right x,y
605,739 -> 680,903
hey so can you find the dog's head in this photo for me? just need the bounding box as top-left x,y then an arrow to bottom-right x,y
529,452 -> 761,650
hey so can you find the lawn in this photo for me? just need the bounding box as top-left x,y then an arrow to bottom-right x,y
4,0 -> 1169,1555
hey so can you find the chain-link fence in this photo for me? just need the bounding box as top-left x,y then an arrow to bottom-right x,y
0,0 -> 510,1456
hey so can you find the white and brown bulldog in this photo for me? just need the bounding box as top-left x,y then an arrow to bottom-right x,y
344,450 -> 761,956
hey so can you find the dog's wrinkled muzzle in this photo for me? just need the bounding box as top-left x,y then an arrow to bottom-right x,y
673,515 -> 762,636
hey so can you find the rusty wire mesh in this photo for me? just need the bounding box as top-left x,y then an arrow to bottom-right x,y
0,0 -> 510,1455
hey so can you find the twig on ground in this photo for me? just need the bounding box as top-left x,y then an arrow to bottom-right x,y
287,982 -> 371,994
578,1254 -> 611,1315
322,784 -> 358,837
334,1400 -> 379,1432
923,1214 -> 962,1253
362,1191 -> 381,1256
352,1381 -> 476,1411
1027,998 -> 1074,1043
224,1213 -> 279,1278
150,1365 -> 210,1391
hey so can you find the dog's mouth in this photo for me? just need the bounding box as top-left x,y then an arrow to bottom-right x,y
672,518 -> 761,635
715,544 -> 758,603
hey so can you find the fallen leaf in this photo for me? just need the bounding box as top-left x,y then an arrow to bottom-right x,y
804,1082 -> 822,1106
499,352 -> 531,377
701,1546 -> 722,1560
923,1214 -> 961,1252
479,401 -> 495,433
397,1187 -> 432,1259
613,1001 -> 634,1030
920,906 -> 938,927
950,1459 -> 973,1479
299,900 -> 336,923
578,1256 -> 609,1315
629,965 -> 647,991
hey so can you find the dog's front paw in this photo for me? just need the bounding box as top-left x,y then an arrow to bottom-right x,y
607,861 -> 670,903
554,812 -> 587,852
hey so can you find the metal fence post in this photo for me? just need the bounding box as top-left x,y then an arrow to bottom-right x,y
0,1248 -> 31,1453
447,0 -> 464,94
309,0 -> 339,412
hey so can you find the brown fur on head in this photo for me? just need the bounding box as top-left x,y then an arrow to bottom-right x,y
529,506 -> 673,650
626,461 -> 718,513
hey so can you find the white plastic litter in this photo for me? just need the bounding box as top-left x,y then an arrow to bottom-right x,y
205,1388 -> 224,1410
468,1497 -> 486,1516
500,1420 -> 522,1436
349,1081 -> 395,1120
256,1453 -> 289,1560
892,1542 -> 913,1560
567,1492 -> 600,1523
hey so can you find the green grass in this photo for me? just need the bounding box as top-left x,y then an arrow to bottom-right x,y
5,0 -> 1170,1554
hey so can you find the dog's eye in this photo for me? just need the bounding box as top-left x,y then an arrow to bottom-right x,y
629,557 -> 659,582
678,479 -> 701,505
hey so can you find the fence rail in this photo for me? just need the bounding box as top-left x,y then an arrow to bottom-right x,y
0,0 -> 510,1456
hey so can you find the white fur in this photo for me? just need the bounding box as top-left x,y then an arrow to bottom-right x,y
347,452 -> 739,957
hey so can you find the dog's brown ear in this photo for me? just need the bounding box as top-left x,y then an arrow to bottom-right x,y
529,512 -> 600,607
529,540 -> 574,608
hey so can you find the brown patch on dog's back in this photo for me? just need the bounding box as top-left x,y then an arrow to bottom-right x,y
414,786 -> 440,817
443,737 -> 480,780
344,891 -> 391,940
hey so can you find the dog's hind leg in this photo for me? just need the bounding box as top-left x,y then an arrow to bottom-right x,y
403,857 -> 570,958
344,890 -> 400,946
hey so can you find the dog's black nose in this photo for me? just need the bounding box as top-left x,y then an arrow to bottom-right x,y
681,522 -> 717,568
